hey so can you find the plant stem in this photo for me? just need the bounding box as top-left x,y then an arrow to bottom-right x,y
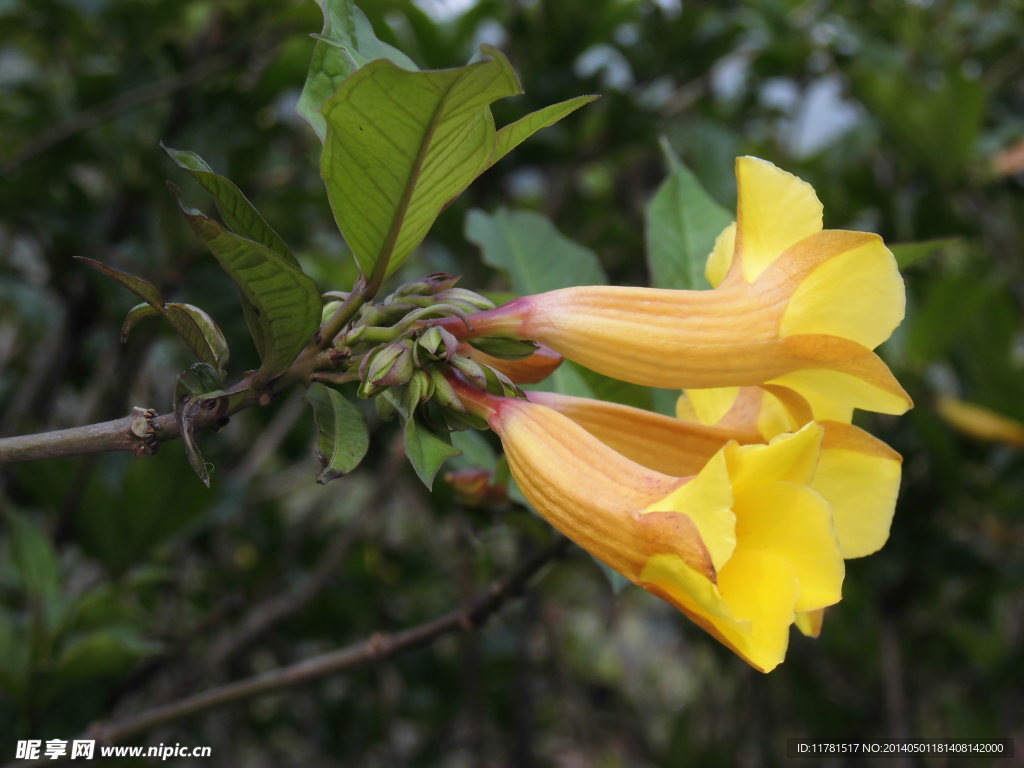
318,279 -> 368,350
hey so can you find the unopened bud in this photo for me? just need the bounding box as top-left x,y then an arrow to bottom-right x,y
428,367 -> 467,414
320,300 -> 342,325
423,273 -> 461,294
451,356 -> 489,390
375,392 -> 398,421
433,287 -> 496,312
359,340 -> 414,397
416,326 -> 459,362
411,369 -> 435,403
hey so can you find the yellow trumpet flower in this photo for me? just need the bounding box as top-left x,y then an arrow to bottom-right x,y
669,383 -> 902,637
528,390 -> 901,561
444,157 -> 911,416
453,380 -> 845,673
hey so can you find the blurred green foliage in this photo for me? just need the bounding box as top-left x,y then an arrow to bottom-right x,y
2,0 -> 1022,765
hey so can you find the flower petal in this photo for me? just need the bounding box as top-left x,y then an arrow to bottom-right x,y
676,386 -> 742,425
461,342 -> 563,383
769,335 -> 913,415
705,221 -> 737,287
642,550 -> 799,673
724,422 -> 823,492
813,422 -> 902,558
644,451 -> 736,572
735,156 -> 823,282
780,231 -> 904,350
732,480 -> 844,612
794,609 -> 825,638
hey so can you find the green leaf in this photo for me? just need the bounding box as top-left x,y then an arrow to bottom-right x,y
297,0 -> 418,143
488,95 -> 599,170
854,61 -> 985,183
467,336 -> 539,360
51,628 -> 158,688
82,259 -> 230,375
404,417 -> 461,489
174,362 -> 225,402
305,382 -> 370,484
74,256 -> 163,306
0,608 -> 31,699
7,511 -> 60,607
161,143 -> 297,266
890,238 -> 959,270
449,428 -> 497,471
174,363 -> 226,488
121,302 -> 162,341
645,139 -> 732,290
164,303 -> 230,377
465,207 -> 607,294
174,194 -> 321,383
321,46 -> 522,283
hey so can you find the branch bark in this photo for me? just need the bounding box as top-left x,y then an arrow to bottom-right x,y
0,407 -> 195,464
82,538 -> 568,747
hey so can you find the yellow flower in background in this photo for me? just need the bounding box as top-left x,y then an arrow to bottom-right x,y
936,396 -> 1024,446
454,380 -> 846,673
442,157 -> 911,417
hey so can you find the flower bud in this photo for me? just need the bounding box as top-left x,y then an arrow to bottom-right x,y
428,367 -> 467,414
433,287 -> 496,312
416,326 -> 459,363
444,469 -> 508,508
358,340 -> 414,397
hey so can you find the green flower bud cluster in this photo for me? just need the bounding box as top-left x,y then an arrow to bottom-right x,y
322,274 -> 525,432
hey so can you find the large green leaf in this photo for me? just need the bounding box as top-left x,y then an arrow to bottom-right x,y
488,95 -> 599,170
161,143 -> 296,266
853,61 -> 985,184
465,207 -> 606,294
176,198 -> 321,383
404,417 -> 461,489
297,0 -> 418,143
645,140 -> 732,290
320,46 -> 522,283
305,382 -> 370,484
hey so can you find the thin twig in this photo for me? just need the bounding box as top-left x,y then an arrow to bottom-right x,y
205,507 -> 368,667
1,54 -> 239,174
74,538 -> 568,747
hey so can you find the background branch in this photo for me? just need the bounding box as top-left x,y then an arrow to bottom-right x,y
78,538 -> 568,748
0,53 -> 240,175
